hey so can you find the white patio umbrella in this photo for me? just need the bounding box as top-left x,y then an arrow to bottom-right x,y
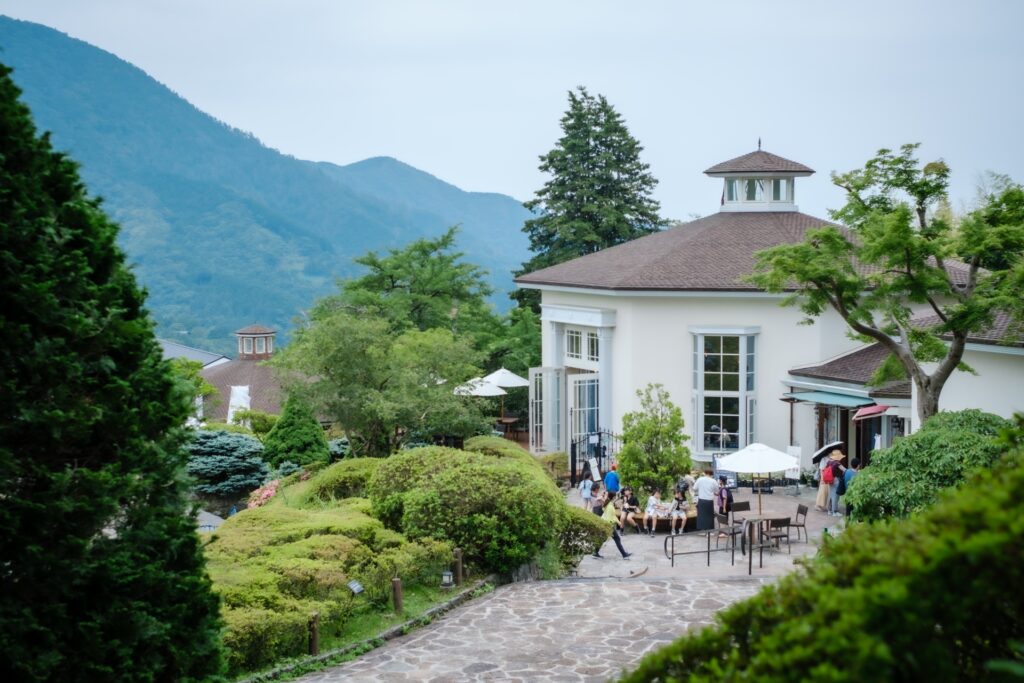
482,367 -> 528,417
453,377 -> 507,397
716,443 -> 799,514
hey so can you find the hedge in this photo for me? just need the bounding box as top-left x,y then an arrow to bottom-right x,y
845,409 -> 1011,521
302,458 -> 383,504
558,505 -> 612,558
622,434 -> 1024,682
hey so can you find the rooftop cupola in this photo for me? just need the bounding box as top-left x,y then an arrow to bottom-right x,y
235,324 -> 276,361
704,148 -> 814,213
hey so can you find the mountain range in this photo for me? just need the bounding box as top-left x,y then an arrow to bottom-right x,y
0,16 -> 531,355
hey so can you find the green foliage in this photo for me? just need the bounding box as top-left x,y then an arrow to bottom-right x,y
617,384 -> 692,495
536,452 -> 571,486
273,311 -> 487,457
262,394 -> 330,467
514,86 -> 664,309
845,409 -> 1010,521
232,408 -> 279,441
328,436 -> 352,460
748,143 -> 1024,422
303,458 -> 383,505
558,505 -> 611,560
202,420 -> 255,435
0,62 -> 223,680
367,445 -> 567,573
464,435 -> 540,467
185,429 -> 269,499
623,430 -> 1024,683
168,357 -> 219,414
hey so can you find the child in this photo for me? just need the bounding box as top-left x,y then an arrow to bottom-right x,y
669,482 -> 691,535
578,472 -> 594,511
642,488 -> 665,536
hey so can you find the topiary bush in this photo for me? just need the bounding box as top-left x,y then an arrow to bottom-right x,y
463,435 -> 537,466
622,423 -> 1024,683
262,394 -> 330,467
302,458 -> 383,504
558,505 -> 611,559
186,425 -> 269,499
536,452 -> 571,486
845,409 -> 1011,521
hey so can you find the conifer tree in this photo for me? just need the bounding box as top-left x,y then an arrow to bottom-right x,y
0,63 -> 223,681
261,394 -> 330,467
514,87 -> 664,308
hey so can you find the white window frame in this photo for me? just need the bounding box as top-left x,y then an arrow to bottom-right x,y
243,337 -> 253,354
256,337 -> 266,353
691,329 -> 759,456
566,329 -> 582,360
586,331 -> 599,362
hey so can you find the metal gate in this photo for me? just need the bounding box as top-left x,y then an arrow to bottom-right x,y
569,430 -> 621,487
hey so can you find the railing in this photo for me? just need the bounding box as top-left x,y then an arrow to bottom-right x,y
569,430 -> 622,486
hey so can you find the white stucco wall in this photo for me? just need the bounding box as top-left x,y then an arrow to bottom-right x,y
912,346 -> 1024,423
538,288 -> 860,466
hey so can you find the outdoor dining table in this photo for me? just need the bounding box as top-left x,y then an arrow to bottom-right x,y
494,417 -> 519,438
742,514 -> 785,575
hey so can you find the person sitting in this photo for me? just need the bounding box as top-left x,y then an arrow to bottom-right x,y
642,488 -> 669,536
618,487 -> 642,533
669,481 -> 692,535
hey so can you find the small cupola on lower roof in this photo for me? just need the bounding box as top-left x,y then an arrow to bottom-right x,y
235,324 -> 276,360
704,147 -> 814,213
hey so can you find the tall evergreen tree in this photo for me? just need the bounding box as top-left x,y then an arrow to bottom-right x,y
261,394 -> 329,467
513,87 -> 665,308
0,63 -> 223,680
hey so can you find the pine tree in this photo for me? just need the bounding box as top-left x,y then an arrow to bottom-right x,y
261,394 -> 330,467
0,63 -> 223,680
513,87 -> 664,307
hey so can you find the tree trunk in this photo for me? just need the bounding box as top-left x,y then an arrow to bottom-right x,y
917,382 -> 941,425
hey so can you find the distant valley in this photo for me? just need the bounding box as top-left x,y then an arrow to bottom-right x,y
0,16 -> 531,355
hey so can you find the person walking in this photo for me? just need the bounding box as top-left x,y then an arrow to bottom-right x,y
694,468 -> 719,531
815,453 -> 830,512
827,451 -> 846,517
590,483 -> 630,559
578,462 -> 594,512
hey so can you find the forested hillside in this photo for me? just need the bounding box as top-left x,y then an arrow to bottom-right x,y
0,16 -> 529,355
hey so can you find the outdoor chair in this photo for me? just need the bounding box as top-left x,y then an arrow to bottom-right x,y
763,517 -> 792,554
792,504 -> 809,542
714,513 -> 741,564
730,500 -> 751,525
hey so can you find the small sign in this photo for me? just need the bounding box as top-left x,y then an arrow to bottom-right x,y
347,580 -> 364,595
588,457 -> 601,480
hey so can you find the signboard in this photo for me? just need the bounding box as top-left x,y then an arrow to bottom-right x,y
588,457 -> 601,480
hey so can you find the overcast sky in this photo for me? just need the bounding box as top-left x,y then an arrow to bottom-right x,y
3,0 -> 1022,220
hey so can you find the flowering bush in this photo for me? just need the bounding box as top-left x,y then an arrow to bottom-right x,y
248,479 -> 280,508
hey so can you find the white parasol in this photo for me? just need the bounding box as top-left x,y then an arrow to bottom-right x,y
453,377 -> 507,397
482,367 -> 528,416
716,443 -> 799,514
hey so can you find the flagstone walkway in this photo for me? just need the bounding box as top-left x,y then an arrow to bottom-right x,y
295,488 -> 836,682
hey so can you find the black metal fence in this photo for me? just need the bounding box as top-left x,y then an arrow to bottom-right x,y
569,430 -> 622,487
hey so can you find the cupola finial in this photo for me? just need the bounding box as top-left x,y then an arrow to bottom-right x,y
758,137 -> 762,150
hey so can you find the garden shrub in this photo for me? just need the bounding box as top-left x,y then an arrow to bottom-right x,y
845,409 -> 1011,521
399,459 -> 566,573
558,505 -> 611,559
617,383 -> 692,495
623,430 -> 1024,683
186,429 -> 268,498
536,451 -> 570,486
328,436 -> 351,460
221,608 -> 308,675
262,394 -> 330,467
464,435 -> 539,467
302,458 -> 383,504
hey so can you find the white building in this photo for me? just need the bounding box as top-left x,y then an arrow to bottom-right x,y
515,149 -> 1017,470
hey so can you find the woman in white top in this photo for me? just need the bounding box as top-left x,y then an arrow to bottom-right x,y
694,468 -> 720,531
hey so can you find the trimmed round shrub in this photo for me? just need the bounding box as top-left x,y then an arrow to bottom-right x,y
464,435 -> 539,467
399,459 -> 566,573
845,409 -> 1011,521
624,439 -> 1024,682
302,458 -> 383,504
221,608 -> 309,675
558,505 -> 611,558
262,395 -> 329,467
536,452 -> 571,486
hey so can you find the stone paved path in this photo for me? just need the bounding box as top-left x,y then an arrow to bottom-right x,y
296,487 -> 836,682
295,577 -> 766,682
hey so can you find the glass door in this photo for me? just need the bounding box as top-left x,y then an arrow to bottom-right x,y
568,373 -> 600,447
528,367 -> 563,453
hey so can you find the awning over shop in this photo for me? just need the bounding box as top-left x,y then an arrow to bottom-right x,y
782,391 -> 874,408
853,404 -> 890,421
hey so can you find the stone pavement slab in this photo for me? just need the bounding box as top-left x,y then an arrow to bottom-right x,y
294,577 -> 767,682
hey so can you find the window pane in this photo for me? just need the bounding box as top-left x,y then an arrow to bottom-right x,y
726,179 -> 737,201
704,396 -> 721,413
723,336 -> 739,354
705,374 -> 721,391
723,354 -> 739,372
746,373 -> 755,391
587,332 -> 599,361
723,374 -> 739,391
704,336 -> 721,353
723,397 -> 740,414
704,354 -> 721,372
723,416 -> 740,433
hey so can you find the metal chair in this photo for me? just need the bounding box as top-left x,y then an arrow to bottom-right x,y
764,517 -> 792,554
730,500 -> 751,525
714,513 -> 741,565
792,504 -> 809,542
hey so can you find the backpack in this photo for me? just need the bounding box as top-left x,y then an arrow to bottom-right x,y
836,469 -> 847,496
822,463 -> 835,485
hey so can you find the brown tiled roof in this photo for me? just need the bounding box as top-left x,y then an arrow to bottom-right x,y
201,359 -> 283,421
869,379 -> 911,399
790,343 -> 892,384
913,310 -> 1024,347
236,324 -> 276,335
516,211 -> 838,291
704,150 -> 814,175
